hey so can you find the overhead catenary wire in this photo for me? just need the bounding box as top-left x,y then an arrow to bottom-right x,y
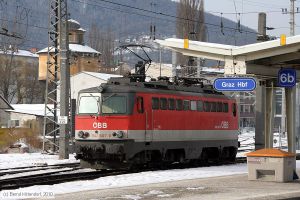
70,0 -> 259,35
2,0 -> 298,49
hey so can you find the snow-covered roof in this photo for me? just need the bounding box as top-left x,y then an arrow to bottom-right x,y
6,104 -> 54,116
0,50 -> 38,58
69,44 -> 99,54
68,19 -> 80,25
76,71 -> 122,81
77,28 -> 86,32
37,44 -> 100,54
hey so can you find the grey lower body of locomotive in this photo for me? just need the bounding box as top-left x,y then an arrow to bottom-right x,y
75,139 -> 238,169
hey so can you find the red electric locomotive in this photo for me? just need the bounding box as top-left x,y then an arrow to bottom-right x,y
75,76 -> 239,169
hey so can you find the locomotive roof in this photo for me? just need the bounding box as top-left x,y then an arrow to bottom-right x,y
80,77 -> 233,100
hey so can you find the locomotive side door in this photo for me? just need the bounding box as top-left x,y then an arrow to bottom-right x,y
145,97 -> 156,142
137,96 -> 152,142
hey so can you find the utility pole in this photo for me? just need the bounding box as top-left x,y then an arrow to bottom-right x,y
255,13 -> 267,150
59,0 -> 70,159
281,0 -> 299,36
282,0 -> 299,152
43,0 -> 70,159
43,0 -> 60,153
171,35 -> 177,79
290,0 -> 296,36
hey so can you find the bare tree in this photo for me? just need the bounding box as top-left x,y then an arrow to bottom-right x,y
88,24 -> 116,73
0,0 -> 41,103
176,0 -> 206,66
14,59 -> 43,103
0,49 -> 17,102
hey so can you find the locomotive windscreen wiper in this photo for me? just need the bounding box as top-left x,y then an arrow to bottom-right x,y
102,93 -> 116,102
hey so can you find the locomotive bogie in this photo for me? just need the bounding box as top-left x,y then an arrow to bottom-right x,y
75,139 -> 238,169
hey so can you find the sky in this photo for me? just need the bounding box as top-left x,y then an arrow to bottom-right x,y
204,0 -> 300,37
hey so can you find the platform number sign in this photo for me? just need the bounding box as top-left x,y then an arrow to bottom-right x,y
278,68 -> 296,87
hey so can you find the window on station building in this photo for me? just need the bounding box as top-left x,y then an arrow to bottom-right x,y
152,97 -> 159,110
190,100 -> 197,111
160,98 -> 168,110
176,99 -> 183,110
240,105 -> 244,112
197,100 -> 203,111
183,100 -> 190,110
250,105 -> 254,114
168,98 -> 175,110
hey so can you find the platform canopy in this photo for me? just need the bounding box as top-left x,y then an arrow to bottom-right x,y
156,35 -> 300,79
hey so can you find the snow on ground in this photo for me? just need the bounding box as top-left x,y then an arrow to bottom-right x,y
1,160 -> 299,199
0,163 -> 248,199
0,153 -> 77,169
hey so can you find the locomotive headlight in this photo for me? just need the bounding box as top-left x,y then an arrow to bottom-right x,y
84,132 -> 90,138
78,131 -> 89,138
78,131 -> 84,138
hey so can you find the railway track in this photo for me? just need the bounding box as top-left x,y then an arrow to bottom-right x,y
0,158 -> 247,191
0,162 -> 80,176
0,168 -> 127,190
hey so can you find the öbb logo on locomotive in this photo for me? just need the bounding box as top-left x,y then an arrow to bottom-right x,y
92,122 -> 107,129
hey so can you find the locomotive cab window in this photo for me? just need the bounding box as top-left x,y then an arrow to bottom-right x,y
78,93 -> 100,114
176,99 -> 183,110
160,98 -> 167,110
102,95 -> 127,114
137,96 -> 144,113
152,97 -> 159,110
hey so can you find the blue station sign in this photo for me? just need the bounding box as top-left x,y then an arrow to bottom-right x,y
213,78 -> 256,91
278,68 -> 296,87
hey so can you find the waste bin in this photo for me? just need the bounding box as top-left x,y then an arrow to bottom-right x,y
246,148 -> 296,182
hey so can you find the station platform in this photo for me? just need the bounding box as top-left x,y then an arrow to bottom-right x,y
54,169 -> 300,200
